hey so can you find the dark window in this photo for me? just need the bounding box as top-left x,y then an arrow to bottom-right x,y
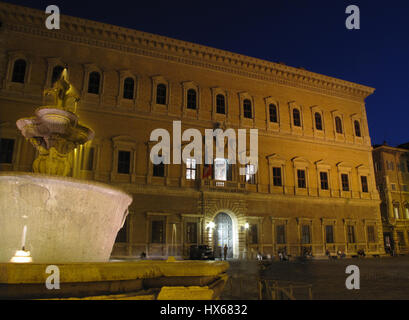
367,226 -> 376,243
269,104 -> 278,123
81,147 -> 94,171
243,99 -> 252,119
341,174 -> 349,191
249,224 -> 258,244
186,222 -> 197,243
51,65 -> 64,84
273,167 -> 282,186
397,231 -> 405,246
347,225 -> 356,243
407,160 -> 409,172
361,176 -> 369,193
88,71 -> 100,94
315,112 -> 323,130
227,163 -> 233,181
0,139 -> 14,164
11,59 -> 26,83
151,220 -> 165,243
187,89 -> 197,109
293,108 -> 301,127
156,84 -> 167,105
320,172 -> 329,190
117,150 -> 131,174
115,217 -> 128,243
276,225 -> 286,244
354,120 -> 361,137
123,77 -> 135,99
216,94 -> 225,114
301,225 -> 311,244
153,162 -> 165,177
297,169 -> 306,188
325,225 -> 334,243
335,116 -> 343,134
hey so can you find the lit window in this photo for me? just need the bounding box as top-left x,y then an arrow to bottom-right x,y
245,164 -> 256,184
123,77 -> 135,99
186,158 -> 197,180
88,71 -> 101,94
243,99 -> 252,119
405,206 -> 409,219
187,89 -> 197,109
214,158 -> 227,181
293,108 -> 301,127
394,204 -> 400,219
11,59 -> 26,83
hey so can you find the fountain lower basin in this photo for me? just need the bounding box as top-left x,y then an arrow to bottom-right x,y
0,172 -> 132,263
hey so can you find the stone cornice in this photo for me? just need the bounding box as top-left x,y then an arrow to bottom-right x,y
0,2 -> 375,102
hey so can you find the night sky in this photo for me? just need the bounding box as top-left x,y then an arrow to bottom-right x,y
4,0 -> 409,146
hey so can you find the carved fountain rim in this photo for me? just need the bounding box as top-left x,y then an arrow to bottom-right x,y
0,171 -> 133,201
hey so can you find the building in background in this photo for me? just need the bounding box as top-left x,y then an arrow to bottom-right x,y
0,2 -> 385,259
373,143 -> 409,254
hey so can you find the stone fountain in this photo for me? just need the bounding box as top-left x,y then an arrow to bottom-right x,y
0,69 -> 228,299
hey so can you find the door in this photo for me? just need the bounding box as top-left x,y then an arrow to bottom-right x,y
214,212 -> 233,258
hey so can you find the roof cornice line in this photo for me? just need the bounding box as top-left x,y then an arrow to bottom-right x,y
0,2 -> 375,101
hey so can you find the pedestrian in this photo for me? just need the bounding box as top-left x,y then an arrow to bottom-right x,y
223,244 -> 228,260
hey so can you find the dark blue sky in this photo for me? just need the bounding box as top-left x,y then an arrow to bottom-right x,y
5,0 -> 409,146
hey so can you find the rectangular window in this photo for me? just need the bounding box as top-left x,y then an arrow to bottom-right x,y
0,138 -> 15,164
361,176 -> 369,193
407,160 -> 409,172
186,158 -> 197,180
320,172 -> 329,190
272,167 -> 282,186
153,163 -> 165,177
347,225 -> 356,243
391,183 -> 396,191
394,205 -> 400,219
276,225 -> 286,244
186,222 -> 197,243
402,185 -> 408,192
341,174 -> 349,191
297,169 -> 306,188
249,224 -> 258,244
405,207 -> 409,219
245,164 -> 256,184
301,225 -> 311,244
367,226 -> 376,243
325,225 -> 334,244
397,231 -> 405,246
81,147 -> 94,171
117,150 -> 131,174
214,158 -> 227,181
151,220 -> 165,243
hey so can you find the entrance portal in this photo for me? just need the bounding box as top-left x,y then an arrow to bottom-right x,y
214,212 -> 233,259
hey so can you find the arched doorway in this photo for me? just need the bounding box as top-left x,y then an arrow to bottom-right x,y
214,212 -> 233,259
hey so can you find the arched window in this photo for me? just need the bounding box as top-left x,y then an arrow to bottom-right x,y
187,89 -> 197,109
88,71 -> 101,94
51,65 -> 64,84
156,84 -> 166,105
269,104 -> 277,123
315,112 -> 323,130
243,99 -> 252,119
216,94 -> 225,114
293,108 -> 301,127
123,77 -> 135,100
354,120 -> 361,137
11,59 -> 27,83
335,116 -> 343,134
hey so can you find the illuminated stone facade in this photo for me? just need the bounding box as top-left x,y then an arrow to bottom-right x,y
0,3 -> 384,259
373,144 -> 409,254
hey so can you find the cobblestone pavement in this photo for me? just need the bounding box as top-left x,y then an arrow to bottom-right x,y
221,256 -> 409,300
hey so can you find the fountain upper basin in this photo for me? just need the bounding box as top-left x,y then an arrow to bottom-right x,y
0,172 -> 132,263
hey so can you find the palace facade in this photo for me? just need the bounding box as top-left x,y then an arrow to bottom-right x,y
0,3 -> 385,259
373,143 -> 409,254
